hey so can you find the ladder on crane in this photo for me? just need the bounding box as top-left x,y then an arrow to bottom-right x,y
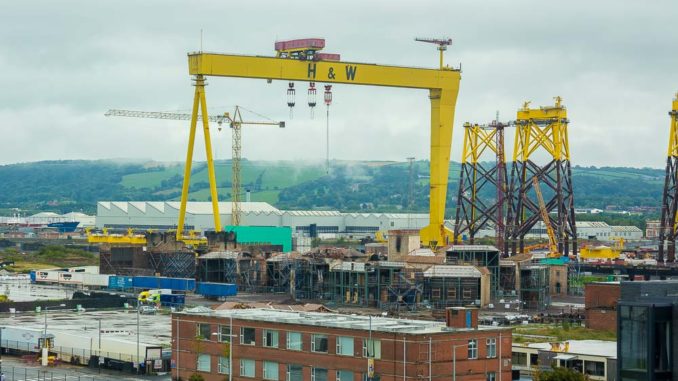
105,106 -> 284,229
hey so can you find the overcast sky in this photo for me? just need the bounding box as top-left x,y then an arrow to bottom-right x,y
1,0 -> 676,168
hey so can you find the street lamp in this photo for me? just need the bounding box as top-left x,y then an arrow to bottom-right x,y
0,326 -> 5,375
43,304 -> 66,338
452,342 -> 469,381
42,304 -> 66,367
211,314 -> 234,381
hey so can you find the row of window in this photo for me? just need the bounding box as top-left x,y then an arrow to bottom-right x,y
196,356 -> 370,381
430,287 -> 475,299
468,338 -> 497,359
196,323 -> 382,358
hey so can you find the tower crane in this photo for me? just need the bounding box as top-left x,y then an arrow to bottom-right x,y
104,106 -> 284,228
532,177 -> 561,258
415,37 -> 453,69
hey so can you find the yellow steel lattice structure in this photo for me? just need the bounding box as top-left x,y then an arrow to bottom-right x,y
453,122 -> 507,246
506,97 -> 577,256
178,46 -> 461,247
513,98 -> 570,162
658,93 -> 678,262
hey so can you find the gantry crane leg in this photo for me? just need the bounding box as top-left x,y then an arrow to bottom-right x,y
419,88 -> 457,248
177,75 -> 222,240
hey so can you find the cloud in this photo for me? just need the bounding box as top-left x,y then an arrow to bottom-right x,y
0,0 -> 676,167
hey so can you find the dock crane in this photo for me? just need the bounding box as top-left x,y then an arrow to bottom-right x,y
104,106 -> 284,229
532,177 -> 561,258
181,38 -> 461,248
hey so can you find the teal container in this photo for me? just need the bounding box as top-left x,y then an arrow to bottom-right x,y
225,226 -> 293,252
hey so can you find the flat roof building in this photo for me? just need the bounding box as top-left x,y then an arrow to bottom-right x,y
512,340 -> 616,381
172,307 -> 512,381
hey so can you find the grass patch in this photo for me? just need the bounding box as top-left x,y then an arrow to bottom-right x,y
121,165 -> 183,189
513,324 -> 616,344
1,246 -> 97,272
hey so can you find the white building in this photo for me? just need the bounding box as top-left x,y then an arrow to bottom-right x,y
527,221 -> 642,241
96,201 -> 429,238
610,225 -> 643,240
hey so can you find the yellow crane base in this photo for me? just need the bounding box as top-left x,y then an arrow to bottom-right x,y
419,224 -> 454,249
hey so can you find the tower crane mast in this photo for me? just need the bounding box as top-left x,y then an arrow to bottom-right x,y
105,106 -> 284,230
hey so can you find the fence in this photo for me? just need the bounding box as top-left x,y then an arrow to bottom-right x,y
1,339 -> 143,366
0,365 -> 122,381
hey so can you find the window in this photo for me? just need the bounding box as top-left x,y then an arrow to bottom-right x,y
196,354 -> 211,372
264,361 -> 279,380
486,338 -> 496,358
468,339 -> 478,359
240,359 -> 255,378
362,339 -> 381,359
463,288 -> 473,299
447,288 -> 457,299
336,370 -> 354,381
312,367 -> 328,381
486,372 -> 496,381
432,288 -> 441,298
264,329 -> 279,348
196,323 -> 210,340
241,327 -> 256,345
287,364 -> 303,381
512,352 -> 527,366
218,356 -> 230,374
287,332 -> 303,351
584,360 -> 605,377
218,325 -> 231,343
336,336 -> 354,356
312,334 -> 328,353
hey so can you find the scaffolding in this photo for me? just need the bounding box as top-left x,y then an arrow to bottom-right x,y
327,261 -> 423,312
445,245 -> 500,298
454,121 -> 508,249
422,267 -> 485,310
506,98 -> 577,257
659,93 -> 678,262
197,251 -> 239,284
520,265 -> 550,310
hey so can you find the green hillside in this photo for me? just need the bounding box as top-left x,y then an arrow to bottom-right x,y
0,160 -> 664,219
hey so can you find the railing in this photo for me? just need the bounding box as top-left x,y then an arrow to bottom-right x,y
0,365 -> 119,381
1,339 -> 144,365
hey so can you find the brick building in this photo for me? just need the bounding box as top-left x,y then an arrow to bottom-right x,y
584,282 -> 620,331
172,307 -> 512,381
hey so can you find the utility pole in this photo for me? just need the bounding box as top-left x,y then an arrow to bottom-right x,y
407,157 -> 415,228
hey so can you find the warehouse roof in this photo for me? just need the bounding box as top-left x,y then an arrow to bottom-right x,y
423,265 -> 485,278
180,308 -> 504,334
611,225 -> 642,232
447,245 -> 500,252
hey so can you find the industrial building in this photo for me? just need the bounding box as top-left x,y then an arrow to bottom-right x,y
96,201 -> 428,238
527,221 -> 643,241
172,307 -> 512,381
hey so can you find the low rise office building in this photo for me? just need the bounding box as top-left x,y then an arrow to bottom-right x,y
172,307 -> 512,381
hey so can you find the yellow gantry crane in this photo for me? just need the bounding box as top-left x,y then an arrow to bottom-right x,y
532,177 -> 560,258
180,38 -> 461,247
104,107 -> 283,231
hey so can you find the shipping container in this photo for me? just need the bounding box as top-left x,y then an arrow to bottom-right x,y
108,276 -> 133,289
159,294 -> 185,307
34,271 -> 60,283
57,272 -> 84,284
82,273 -> 110,287
132,276 -> 195,292
195,282 -> 237,298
